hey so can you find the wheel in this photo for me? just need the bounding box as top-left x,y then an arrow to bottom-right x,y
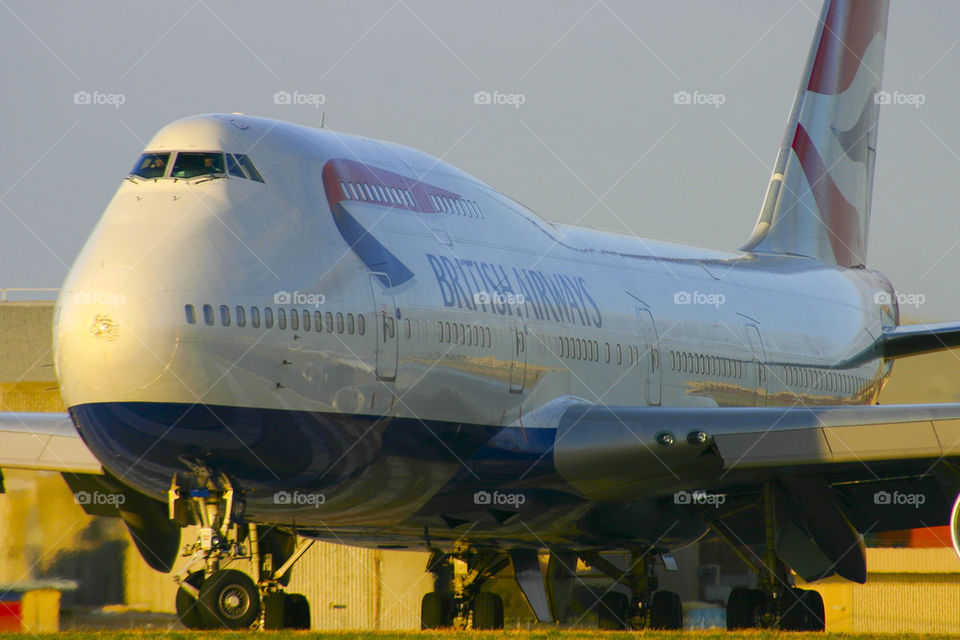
727,587 -> 765,629
650,590 -> 683,630
780,588 -> 825,631
421,591 -> 448,629
597,591 -> 629,630
197,569 -> 261,629
472,592 -> 504,629
175,571 -> 207,630
284,593 -> 311,629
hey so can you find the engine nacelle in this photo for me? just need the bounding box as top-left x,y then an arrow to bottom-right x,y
950,492 -> 960,561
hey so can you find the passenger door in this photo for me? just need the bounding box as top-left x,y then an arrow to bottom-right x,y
369,273 -> 398,381
745,324 -> 767,407
636,307 -> 662,406
509,325 -> 527,394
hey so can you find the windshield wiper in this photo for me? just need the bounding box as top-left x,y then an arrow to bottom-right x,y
192,174 -> 228,184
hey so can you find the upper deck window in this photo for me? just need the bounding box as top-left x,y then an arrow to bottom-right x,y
131,153 -> 170,178
171,152 -> 226,179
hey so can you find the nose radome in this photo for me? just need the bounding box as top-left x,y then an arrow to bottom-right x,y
56,265 -> 180,405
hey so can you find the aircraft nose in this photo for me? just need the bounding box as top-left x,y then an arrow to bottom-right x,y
56,265 -> 180,403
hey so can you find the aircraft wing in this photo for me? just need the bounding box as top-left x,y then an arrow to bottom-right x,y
553,402 -> 960,500
0,412 -> 102,475
553,402 -> 960,583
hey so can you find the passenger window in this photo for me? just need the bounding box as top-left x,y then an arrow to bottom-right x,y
326,312 -> 334,332
404,318 -> 411,339
172,152 -> 225,179
347,313 -> 355,335
336,312 -> 344,333
314,310 -> 323,331
227,154 -> 247,178
277,308 -> 287,330
236,306 -> 246,327
387,316 -> 395,338
251,306 -> 261,328
131,152 -> 170,179
203,304 -> 214,326
185,304 -> 197,324
617,344 -> 622,365
606,343 -> 611,363
264,307 -> 274,329
358,313 -> 365,335
438,322 -> 444,342
234,154 -> 265,182
290,309 -> 299,331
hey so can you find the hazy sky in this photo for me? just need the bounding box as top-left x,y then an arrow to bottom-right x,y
2,1 -> 959,319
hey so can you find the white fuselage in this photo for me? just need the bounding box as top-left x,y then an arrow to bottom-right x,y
51,114 -> 896,545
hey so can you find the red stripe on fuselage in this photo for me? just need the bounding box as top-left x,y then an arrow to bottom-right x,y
321,158 -> 462,214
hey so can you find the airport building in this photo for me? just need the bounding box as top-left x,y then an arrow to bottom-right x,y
1,296 -> 959,631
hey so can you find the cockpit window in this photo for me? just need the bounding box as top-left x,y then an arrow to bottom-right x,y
171,152 -> 226,179
234,154 -> 265,183
130,153 -> 170,179
226,154 -> 246,178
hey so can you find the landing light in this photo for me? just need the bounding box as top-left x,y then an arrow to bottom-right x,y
687,430 -> 708,445
656,431 -> 676,446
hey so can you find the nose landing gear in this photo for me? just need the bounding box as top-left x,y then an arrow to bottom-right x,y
168,470 -> 314,630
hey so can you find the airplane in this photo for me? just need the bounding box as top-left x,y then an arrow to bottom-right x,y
4,0 -> 960,631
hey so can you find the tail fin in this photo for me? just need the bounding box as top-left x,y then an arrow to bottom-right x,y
743,0 -> 889,267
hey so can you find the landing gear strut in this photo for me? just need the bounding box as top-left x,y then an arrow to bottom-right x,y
421,549 -> 508,629
580,549 -> 683,630
168,469 -> 314,630
710,481 -> 825,631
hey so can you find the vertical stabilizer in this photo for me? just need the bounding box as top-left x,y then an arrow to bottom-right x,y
743,0 -> 889,267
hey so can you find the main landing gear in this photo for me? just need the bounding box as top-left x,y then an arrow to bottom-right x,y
420,550 -> 509,629
709,482 -> 825,631
580,549 -> 684,630
420,546 -> 684,630
168,470 -> 314,630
